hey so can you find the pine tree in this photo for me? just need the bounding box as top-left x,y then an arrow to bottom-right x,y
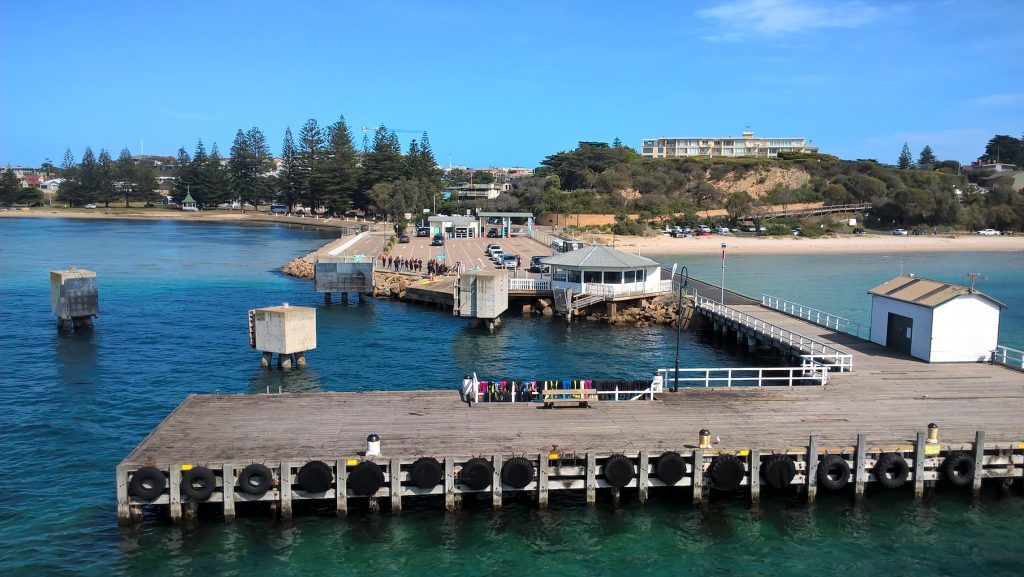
77,147 -> 100,205
918,145 -> 936,169
115,148 -> 157,207
202,143 -> 232,206
189,140 -> 209,204
172,147 -> 192,203
317,116 -> 360,213
360,126 -> 406,198
0,167 -> 21,204
297,119 -> 326,208
228,129 -> 254,206
897,142 -> 913,169
97,149 -> 115,206
613,137 -> 623,149
278,127 -> 301,207
245,127 -> 274,206
60,149 -> 76,176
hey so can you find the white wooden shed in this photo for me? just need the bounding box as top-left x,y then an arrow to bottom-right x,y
868,275 -> 1005,362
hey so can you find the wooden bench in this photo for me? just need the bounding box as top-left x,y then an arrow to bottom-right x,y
541,388 -> 598,409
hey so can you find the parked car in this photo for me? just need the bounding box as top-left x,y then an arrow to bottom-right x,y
791,227 -> 802,236
84,203 -> 97,209
415,227 -> 430,237
892,228 -> 908,236
672,230 -> 692,238
696,225 -> 711,234
269,204 -> 289,214
853,228 -> 866,235
486,227 -> 501,238
490,250 -> 505,263
486,244 -> 502,257
431,234 -> 445,246
977,228 -> 1001,236
529,255 -> 549,273
398,234 -> 410,243
912,228 -> 928,236
501,254 -> 519,269
714,226 -> 730,234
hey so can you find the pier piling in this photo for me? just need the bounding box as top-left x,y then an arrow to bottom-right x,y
973,431 -> 986,497
537,454 -> 549,509
692,450 -> 704,506
749,449 -> 761,504
335,459 -> 348,517
807,436 -> 819,503
914,432 -> 927,498
223,465 -> 236,522
855,435 -> 867,502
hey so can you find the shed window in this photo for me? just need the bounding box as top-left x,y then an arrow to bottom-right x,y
553,268 -> 567,282
567,270 -> 581,283
636,269 -> 646,282
625,270 -> 636,283
584,271 -> 601,283
604,271 -> 622,284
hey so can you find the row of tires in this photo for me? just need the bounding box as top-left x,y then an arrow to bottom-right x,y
127,451 -> 977,502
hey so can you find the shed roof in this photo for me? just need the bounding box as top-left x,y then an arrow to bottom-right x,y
868,275 -> 1006,309
428,215 -> 477,224
182,193 -> 195,203
541,244 -> 659,270
477,212 -> 534,218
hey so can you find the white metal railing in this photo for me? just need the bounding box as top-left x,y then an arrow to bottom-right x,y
992,345 -> 1024,370
467,373 -> 658,403
695,296 -> 854,371
657,365 -> 829,387
580,280 -> 674,299
508,278 -> 552,291
761,294 -> 868,339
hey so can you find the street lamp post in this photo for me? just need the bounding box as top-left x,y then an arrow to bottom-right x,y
720,243 -> 727,304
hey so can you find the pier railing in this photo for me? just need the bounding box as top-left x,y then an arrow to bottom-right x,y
695,296 -> 854,371
761,294 -> 868,339
509,278 -> 552,291
657,363 -> 828,387
992,345 -> 1024,371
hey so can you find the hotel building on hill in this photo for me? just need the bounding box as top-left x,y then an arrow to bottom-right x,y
640,130 -> 818,159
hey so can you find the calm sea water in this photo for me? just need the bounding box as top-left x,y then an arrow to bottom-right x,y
1,218 -> 1022,576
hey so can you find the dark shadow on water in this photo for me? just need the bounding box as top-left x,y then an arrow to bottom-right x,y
54,329 -> 99,386
247,365 -> 324,394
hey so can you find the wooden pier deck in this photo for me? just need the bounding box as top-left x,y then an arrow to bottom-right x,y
116,291 -> 1024,524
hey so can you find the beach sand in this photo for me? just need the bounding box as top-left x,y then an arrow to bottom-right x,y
3,209 -> 1020,254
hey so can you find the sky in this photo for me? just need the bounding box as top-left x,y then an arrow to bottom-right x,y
2,0 -> 1022,169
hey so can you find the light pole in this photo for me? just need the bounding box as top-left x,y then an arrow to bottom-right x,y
673,265 -> 688,392
720,242 -> 727,304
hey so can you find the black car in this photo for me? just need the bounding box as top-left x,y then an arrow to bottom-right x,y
486,228 -> 500,238
431,234 -> 445,246
398,234 -> 410,243
912,228 -> 928,235
529,255 -> 549,273
416,227 -> 430,237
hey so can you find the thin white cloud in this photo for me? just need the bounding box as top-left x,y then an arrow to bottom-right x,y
696,0 -> 880,39
968,93 -> 1024,107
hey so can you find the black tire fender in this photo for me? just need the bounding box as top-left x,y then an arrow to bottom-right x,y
349,461 -> 385,496
817,455 -> 851,491
708,454 -> 745,491
603,455 -> 635,489
409,457 -> 443,489
501,457 -> 535,489
296,461 -> 334,493
656,451 -> 687,485
238,463 -> 273,496
761,454 -> 797,490
460,458 -> 494,491
129,466 -> 166,501
941,452 -> 975,487
873,453 -> 909,489
181,466 -> 216,501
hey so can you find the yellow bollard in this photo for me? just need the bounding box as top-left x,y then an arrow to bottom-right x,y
699,428 -> 712,449
927,423 -> 939,444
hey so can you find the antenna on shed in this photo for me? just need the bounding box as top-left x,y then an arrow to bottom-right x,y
960,272 -> 987,292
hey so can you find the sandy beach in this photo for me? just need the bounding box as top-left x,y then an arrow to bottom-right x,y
3,208 -> 1021,254
582,231 -> 1024,255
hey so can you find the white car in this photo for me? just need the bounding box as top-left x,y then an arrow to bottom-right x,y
892,228 -> 908,236
715,226 -> 730,234
83,203 -> 97,209
696,225 -> 712,234
977,229 -> 1001,236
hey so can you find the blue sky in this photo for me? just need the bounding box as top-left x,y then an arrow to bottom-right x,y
2,0 -> 1021,168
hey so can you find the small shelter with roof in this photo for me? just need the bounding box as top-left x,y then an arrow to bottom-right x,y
542,244 -> 669,300
181,192 -> 197,211
868,274 -> 1005,362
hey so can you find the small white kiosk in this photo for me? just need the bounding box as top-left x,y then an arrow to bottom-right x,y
543,245 -> 667,298
868,275 -> 1004,362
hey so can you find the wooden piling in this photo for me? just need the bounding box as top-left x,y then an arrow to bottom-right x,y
692,450 -> 704,505
638,452 -> 649,503
914,432 -> 926,498
335,459 -> 347,517
492,454 -> 502,510
116,465 -> 131,526
222,464 -> 236,523
537,454 -> 549,509
855,434 -> 867,501
169,465 -> 182,523
280,462 -> 293,520
390,458 -> 402,512
973,431 -> 986,497
444,457 -> 456,512
585,453 -> 596,506
749,450 -> 760,504
807,436 -> 819,503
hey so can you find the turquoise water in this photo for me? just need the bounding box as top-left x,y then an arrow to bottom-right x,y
1,218 -> 1023,576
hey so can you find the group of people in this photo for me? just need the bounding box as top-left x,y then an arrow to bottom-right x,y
379,254 -> 424,272
376,253 -> 466,278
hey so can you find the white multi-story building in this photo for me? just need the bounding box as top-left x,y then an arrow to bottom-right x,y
641,130 -> 817,158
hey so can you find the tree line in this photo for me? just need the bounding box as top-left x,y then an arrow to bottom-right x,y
46,115 -> 443,217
